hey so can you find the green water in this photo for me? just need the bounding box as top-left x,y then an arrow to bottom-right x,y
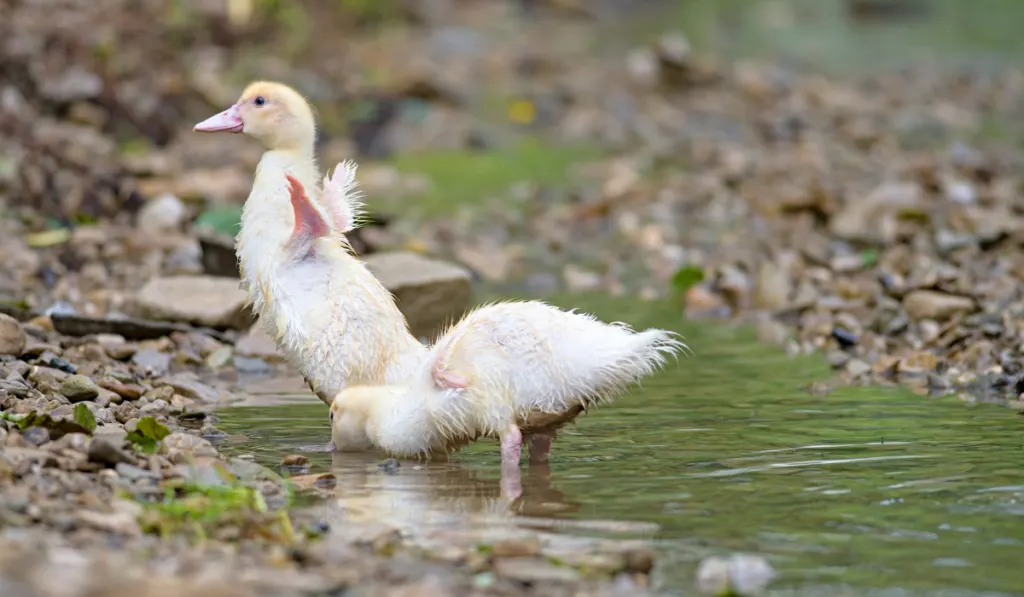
215,295 -> 1024,595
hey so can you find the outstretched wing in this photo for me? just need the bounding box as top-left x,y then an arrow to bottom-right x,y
320,160 -> 366,234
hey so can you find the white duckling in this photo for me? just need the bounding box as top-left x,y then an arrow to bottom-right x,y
329,300 -> 687,492
193,82 -> 428,428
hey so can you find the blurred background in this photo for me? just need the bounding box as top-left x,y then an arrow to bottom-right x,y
3,0 -> 1024,333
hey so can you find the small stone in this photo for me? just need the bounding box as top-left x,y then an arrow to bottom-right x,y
88,437 -> 136,467
831,327 -> 858,348
98,378 -> 144,401
282,454 -> 308,467
157,373 -> 224,403
378,458 -> 401,473
493,557 -> 581,584
753,262 -> 790,309
132,348 -> 172,376
136,275 -> 256,330
0,314 -> 27,356
289,472 -> 337,490
137,193 -> 187,233
491,537 -> 542,558
159,433 -> 218,463
727,554 -> 776,596
22,427 -> 50,447
60,374 -> 100,403
846,359 -> 872,377
234,326 -> 283,361
903,290 -> 975,321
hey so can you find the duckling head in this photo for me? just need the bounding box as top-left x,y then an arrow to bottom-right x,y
330,384 -> 435,457
329,387 -> 377,452
193,81 -> 316,152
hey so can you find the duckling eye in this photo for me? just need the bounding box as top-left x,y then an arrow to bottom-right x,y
254,96 -> 266,107
329,410 -> 334,422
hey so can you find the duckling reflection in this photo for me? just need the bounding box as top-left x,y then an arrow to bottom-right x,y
318,451 -> 581,533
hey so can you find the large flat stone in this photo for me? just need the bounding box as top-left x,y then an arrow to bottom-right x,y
362,251 -> 472,341
135,275 -> 255,330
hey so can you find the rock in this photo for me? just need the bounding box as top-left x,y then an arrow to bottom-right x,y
28,366 -> 70,394
281,454 -> 308,467
289,473 -> 337,490
0,314 -> 27,356
490,537 -> 542,558
362,252 -> 472,341
198,232 -> 241,278
136,275 -> 255,330
698,554 -> 776,597
137,193 -> 187,233
39,66 -> 103,103
903,290 -> 975,321
51,313 -> 225,342
753,261 -> 790,309
60,375 -> 100,403
159,433 -> 218,463
492,557 -> 581,584
234,326 -> 283,361
98,378 -> 144,401
131,349 -> 172,376
156,373 -> 224,403
77,508 -> 143,536
88,437 -> 136,467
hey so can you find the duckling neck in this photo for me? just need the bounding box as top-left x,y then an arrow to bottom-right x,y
365,387 -> 436,457
235,148 -> 426,400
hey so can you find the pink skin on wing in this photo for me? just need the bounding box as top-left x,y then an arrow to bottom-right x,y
285,174 -> 330,246
193,104 -> 244,133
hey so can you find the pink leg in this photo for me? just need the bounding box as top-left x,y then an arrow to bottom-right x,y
499,425 -> 523,500
527,433 -> 553,464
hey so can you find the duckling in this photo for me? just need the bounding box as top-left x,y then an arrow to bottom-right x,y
193,82 -> 428,420
330,300 -> 687,482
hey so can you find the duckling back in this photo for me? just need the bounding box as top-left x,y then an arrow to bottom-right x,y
432,301 -> 686,420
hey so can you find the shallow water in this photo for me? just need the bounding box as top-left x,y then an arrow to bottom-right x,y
215,295 -> 1024,596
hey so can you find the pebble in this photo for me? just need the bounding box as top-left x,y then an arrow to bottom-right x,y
903,290 -> 975,321
88,437 -> 136,467
0,314 -> 27,356
60,374 -> 100,403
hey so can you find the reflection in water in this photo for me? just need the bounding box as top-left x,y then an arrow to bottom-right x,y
216,296 -> 1024,595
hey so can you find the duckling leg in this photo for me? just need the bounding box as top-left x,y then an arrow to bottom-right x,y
527,432 -> 554,464
499,424 -> 523,500
499,424 -> 523,466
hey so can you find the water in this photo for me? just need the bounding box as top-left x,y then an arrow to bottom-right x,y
215,295 -> 1024,596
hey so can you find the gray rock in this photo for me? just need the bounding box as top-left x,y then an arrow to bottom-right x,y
362,251 -> 472,341
234,326 -> 283,362
135,275 -> 255,330
88,437 -> 136,467
60,374 -> 99,403
131,348 -> 172,376
137,193 -> 186,234
156,373 -> 224,403
0,313 -> 27,356
159,432 -> 218,463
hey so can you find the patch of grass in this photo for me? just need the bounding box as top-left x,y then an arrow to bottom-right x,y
380,139 -> 598,218
135,460 -> 297,543
382,139 -> 601,217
